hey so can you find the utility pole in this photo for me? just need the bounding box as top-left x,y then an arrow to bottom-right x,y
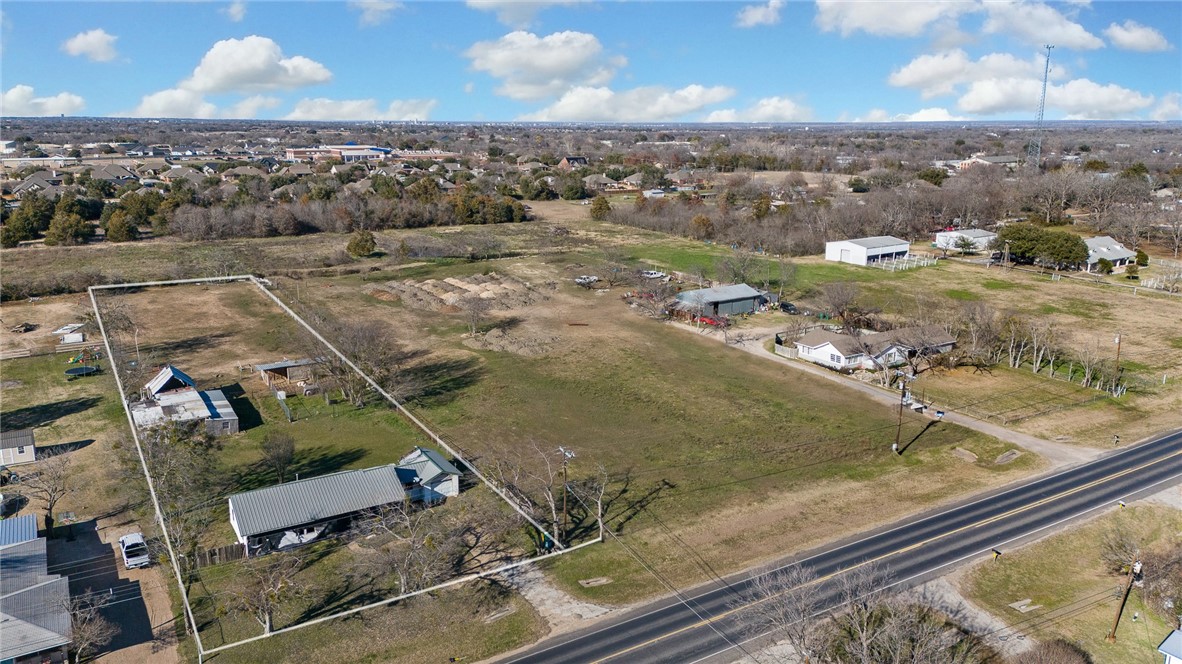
1106,558 -> 1141,642
558,446 -> 576,542
893,372 -> 909,455
1113,331 -> 1123,395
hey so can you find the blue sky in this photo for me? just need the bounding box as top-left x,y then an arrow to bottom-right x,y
2,1 -> 1179,122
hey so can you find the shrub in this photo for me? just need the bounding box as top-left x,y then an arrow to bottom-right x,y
346,229 -> 376,257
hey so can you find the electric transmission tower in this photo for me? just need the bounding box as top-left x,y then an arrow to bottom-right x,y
1027,44 -> 1054,171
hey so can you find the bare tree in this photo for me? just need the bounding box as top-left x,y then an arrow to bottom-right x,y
460,293 -> 493,335
821,282 -> 860,325
826,563 -> 895,663
138,421 -> 222,569
300,316 -> 413,406
351,501 -> 460,593
1010,639 -> 1093,664
1161,213 -> 1182,258
715,249 -> 758,285
64,590 -> 121,664
1099,521 -> 1140,575
776,256 -> 797,299
601,247 -> 635,287
732,564 -> 824,663
228,553 -> 307,634
20,449 -> 74,535
259,432 -> 295,484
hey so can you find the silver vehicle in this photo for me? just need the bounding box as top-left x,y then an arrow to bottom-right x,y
118,532 -> 151,569
574,275 -> 599,286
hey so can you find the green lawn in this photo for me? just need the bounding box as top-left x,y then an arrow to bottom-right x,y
961,505 -> 1182,664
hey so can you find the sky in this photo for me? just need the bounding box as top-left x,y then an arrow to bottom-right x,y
1,0 -> 1179,123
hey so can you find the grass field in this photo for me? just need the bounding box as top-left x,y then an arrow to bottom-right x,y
912,366 -> 1105,427
960,503 -> 1182,664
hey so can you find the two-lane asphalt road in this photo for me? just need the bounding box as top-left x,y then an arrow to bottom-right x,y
503,428 -> 1182,664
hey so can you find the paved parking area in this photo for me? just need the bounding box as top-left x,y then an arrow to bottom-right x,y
46,518 -> 180,664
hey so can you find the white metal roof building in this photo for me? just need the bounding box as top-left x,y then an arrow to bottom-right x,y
229,464 -> 408,556
1084,236 -> 1137,272
935,229 -> 997,252
131,388 -> 238,435
825,236 -> 910,266
0,515 -> 72,663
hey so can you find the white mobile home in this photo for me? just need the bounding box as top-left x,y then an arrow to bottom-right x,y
825,236 -> 910,266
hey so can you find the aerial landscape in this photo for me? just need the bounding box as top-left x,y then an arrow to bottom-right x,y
1,1 -> 1181,664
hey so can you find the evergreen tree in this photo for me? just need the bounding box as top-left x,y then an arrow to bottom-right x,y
346,229 -> 377,257
590,196 -> 611,221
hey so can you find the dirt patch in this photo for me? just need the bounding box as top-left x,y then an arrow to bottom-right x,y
379,272 -> 548,312
952,447 -> 979,462
994,450 -> 1022,465
0,379 -> 23,388
0,294 -> 92,354
463,326 -> 560,356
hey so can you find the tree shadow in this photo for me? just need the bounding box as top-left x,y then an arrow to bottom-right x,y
36,439 -> 95,457
564,471 -> 671,542
227,446 -> 368,494
400,356 -> 484,408
141,331 -> 233,359
214,383 -> 263,431
293,574 -> 388,624
0,397 -> 102,431
480,315 -> 525,334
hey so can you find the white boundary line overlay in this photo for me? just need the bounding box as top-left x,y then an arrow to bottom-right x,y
89,275 -> 595,661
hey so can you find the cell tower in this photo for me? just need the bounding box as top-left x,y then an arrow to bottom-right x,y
1027,44 -> 1054,170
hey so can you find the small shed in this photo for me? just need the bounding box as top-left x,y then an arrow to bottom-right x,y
255,358 -> 320,388
396,447 -> 462,503
145,365 -> 197,398
676,284 -> 762,317
0,429 -> 36,466
825,236 -> 910,266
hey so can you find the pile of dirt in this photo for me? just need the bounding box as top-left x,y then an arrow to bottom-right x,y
377,272 -> 547,312
366,289 -> 401,302
463,326 -> 560,356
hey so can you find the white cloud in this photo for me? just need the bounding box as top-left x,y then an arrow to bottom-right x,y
888,49 -> 1052,98
1,85 -> 85,116
181,35 -> 332,93
814,0 -> 971,37
958,77 -> 1153,118
222,0 -> 246,22
349,0 -> 403,26
1151,93 -> 1181,121
284,97 -> 437,121
61,28 -> 118,62
224,95 -> 280,118
463,82 -> 475,94
1103,20 -> 1172,52
983,2 -> 1103,49
521,84 -> 734,122
466,0 -> 587,27
466,30 -> 624,101
705,96 -> 810,122
856,106 -> 967,122
130,88 -> 218,118
736,0 -> 785,28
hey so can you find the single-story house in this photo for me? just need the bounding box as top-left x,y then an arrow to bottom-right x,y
1160,630 -> 1182,664
230,464 -> 407,556
1,429 -> 36,466
675,284 -> 763,317
131,365 -> 239,435
794,329 -> 866,370
0,515 -> 72,664
935,229 -> 997,253
824,236 -> 910,266
582,174 -> 617,191
255,358 -> 320,388
395,447 -> 462,504
1085,236 -> 1137,273
794,326 -> 956,371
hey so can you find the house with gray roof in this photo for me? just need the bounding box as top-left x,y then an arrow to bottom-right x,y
0,515 -> 72,664
131,365 -> 238,435
395,447 -> 462,504
1160,629 -> 1182,664
794,325 -> 955,371
1084,236 -> 1137,273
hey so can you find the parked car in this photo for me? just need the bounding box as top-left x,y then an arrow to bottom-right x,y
778,301 -> 799,314
693,315 -> 726,327
118,533 -> 152,569
574,275 -> 599,287
640,270 -> 667,279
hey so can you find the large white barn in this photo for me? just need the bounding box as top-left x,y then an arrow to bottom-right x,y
935,229 -> 997,253
824,236 -> 910,266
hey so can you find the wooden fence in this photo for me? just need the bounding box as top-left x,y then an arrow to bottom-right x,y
192,543 -> 246,569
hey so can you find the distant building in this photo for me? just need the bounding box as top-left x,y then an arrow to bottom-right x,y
556,156 -> 588,171
825,236 -> 910,266
935,229 -> 997,253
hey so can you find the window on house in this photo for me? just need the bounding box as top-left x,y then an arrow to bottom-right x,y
17,446 -> 25,454
830,354 -> 840,363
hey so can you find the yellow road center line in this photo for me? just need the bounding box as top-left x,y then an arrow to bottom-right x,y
590,449 -> 1182,663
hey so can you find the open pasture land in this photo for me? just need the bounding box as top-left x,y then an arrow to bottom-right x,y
960,503 -> 1182,664
289,253 -> 1041,605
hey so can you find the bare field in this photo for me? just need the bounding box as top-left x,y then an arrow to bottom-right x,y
285,254 -> 1043,604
